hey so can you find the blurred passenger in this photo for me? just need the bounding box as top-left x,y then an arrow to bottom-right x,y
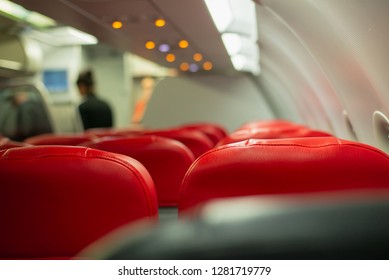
11,90 -> 52,141
76,70 -> 113,130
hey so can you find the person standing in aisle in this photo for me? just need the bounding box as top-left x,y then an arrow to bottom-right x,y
76,70 -> 113,130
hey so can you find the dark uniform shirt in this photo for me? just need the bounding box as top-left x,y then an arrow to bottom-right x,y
79,93 -> 113,130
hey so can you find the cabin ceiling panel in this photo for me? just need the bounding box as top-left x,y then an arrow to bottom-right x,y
11,0 -> 232,73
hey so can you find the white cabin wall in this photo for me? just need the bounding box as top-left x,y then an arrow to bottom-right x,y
85,46 -> 133,128
257,0 -> 389,149
39,45 -> 85,133
256,4 -> 349,138
142,75 -> 275,132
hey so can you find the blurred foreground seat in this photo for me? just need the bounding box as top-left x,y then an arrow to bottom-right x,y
79,191 -> 389,259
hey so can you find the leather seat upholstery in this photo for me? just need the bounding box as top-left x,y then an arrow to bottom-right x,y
0,146 -> 158,259
179,137 -> 389,212
82,136 -> 195,206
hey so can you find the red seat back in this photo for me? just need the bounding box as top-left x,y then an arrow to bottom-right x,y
141,128 -> 213,158
82,136 -> 195,206
25,134 -> 95,146
217,127 -> 332,146
238,119 -> 300,130
179,137 -> 389,212
180,123 -> 228,146
0,146 -> 158,259
0,137 -> 31,150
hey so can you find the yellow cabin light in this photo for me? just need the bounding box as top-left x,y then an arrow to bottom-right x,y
145,41 -> 156,50
166,53 -> 176,62
180,62 -> 190,71
178,40 -> 189,49
203,61 -> 213,71
155,18 -> 166,27
193,53 -> 203,62
112,20 -> 123,29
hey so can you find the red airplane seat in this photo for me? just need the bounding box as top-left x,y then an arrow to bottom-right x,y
25,133 -> 96,146
0,137 -> 31,150
141,128 -> 214,158
179,123 -> 228,146
0,146 -> 158,259
85,126 -> 146,137
179,137 -> 389,212
83,136 -> 195,207
217,127 -> 332,147
238,119 -> 302,131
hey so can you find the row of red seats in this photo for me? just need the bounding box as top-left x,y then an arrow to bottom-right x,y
80,121 -> 389,259
0,123 -> 227,259
2,120 -> 389,259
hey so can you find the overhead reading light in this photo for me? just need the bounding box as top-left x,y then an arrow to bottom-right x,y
203,61 -> 213,71
155,18 -> 166,28
180,62 -> 190,72
158,44 -> 170,52
193,53 -> 203,62
145,41 -> 155,50
189,64 -> 199,72
204,0 -> 260,75
0,0 -> 56,27
178,40 -> 189,49
112,20 -> 123,29
165,53 -> 176,63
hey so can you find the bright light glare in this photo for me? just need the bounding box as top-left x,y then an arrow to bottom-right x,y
204,0 -> 233,32
221,33 -> 242,55
26,12 -> 56,27
0,0 -> 28,19
0,0 -> 56,27
231,54 -> 246,71
67,27 -> 98,44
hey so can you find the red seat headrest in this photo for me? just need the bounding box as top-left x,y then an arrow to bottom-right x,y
0,137 -> 31,150
82,136 -> 195,206
141,128 -> 214,158
180,123 -> 228,145
24,134 -> 95,146
217,127 -> 332,146
179,137 -> 389,212
0,146 -> 158,259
